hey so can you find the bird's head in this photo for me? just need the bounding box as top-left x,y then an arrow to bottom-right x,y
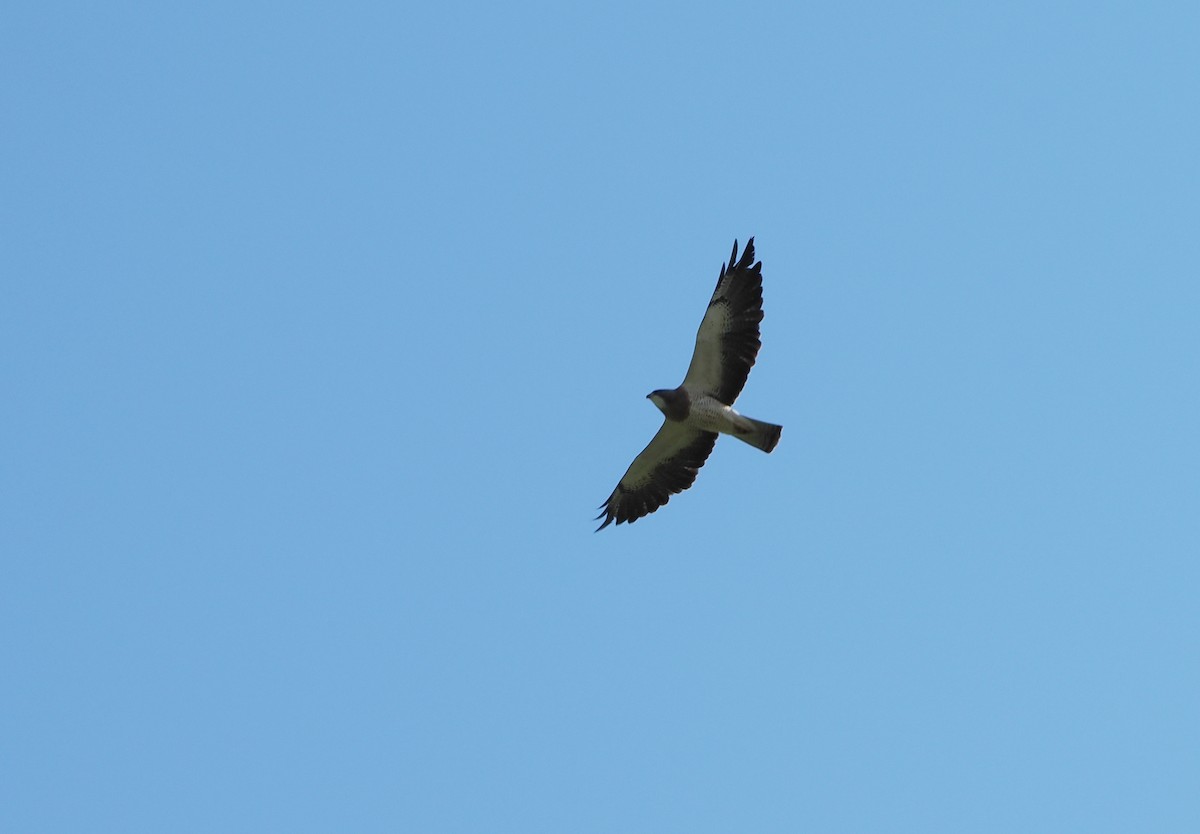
646,389 -> 670,414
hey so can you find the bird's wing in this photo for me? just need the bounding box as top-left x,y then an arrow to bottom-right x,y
595,422 -> 718,530
680,238 -> 764,404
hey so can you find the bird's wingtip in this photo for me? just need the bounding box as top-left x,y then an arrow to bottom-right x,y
595,504 -> 614,531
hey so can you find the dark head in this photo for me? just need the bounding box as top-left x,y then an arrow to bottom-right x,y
646,387 -> 690,421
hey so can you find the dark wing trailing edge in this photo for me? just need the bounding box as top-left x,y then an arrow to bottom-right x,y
681,238 -> 764,405
595,423 -> 718,531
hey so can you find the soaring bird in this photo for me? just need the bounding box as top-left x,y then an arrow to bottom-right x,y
596,238 -> 781,531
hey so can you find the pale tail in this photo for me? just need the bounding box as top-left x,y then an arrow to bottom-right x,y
736,417 -> 782,453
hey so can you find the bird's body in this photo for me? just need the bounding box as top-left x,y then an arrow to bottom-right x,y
596,238 -> 782,531
648,388 -> 780,451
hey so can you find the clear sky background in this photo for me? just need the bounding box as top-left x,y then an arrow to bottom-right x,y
3,2 -> 1198,832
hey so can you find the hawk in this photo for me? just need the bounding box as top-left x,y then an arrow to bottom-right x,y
596,238 -> 782,531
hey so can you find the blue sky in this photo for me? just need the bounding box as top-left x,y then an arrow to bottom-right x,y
3,1 -> 1198,831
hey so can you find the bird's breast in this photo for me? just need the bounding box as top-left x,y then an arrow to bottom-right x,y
685,395 -> 741,434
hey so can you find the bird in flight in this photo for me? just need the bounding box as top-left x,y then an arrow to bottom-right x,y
596,238 -> 781,531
